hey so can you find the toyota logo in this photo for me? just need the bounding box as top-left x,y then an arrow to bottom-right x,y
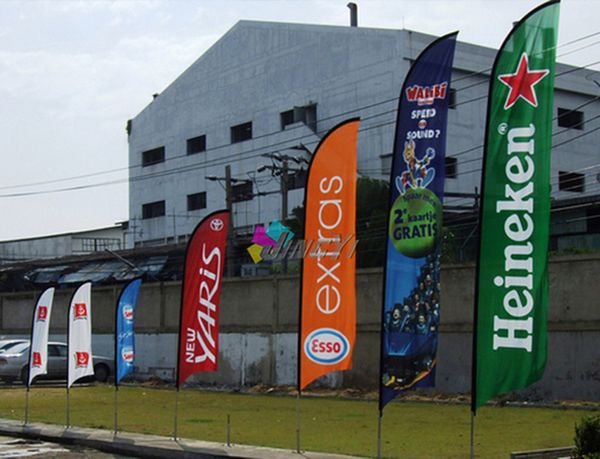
210,218 -> 224,231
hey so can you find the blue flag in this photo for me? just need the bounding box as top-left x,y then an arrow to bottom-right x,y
115,278 -> 142,384
379,33 -> 457,411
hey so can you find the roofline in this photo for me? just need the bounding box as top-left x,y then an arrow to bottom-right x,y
0,222 -> 128,245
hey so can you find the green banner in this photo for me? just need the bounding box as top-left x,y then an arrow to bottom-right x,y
473,1 -> 560,410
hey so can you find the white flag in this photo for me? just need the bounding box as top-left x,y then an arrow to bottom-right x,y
28,287 -> 55,386
67,282 -> 94,388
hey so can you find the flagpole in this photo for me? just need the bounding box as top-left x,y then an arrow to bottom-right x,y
295,390 -> 301,453
470,410 -> 475,459
25,288 -> 47,427
377,411 -> 383,459
66,285 -> 75,430
24,387 -> 30,425
66,387 -> 70,428
114,384 -> 119,433
173,387 -> 179,440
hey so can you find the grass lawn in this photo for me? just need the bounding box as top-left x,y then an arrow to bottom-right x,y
0,384 -> 592,458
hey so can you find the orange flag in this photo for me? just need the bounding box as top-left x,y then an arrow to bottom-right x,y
299,118 -> 359,390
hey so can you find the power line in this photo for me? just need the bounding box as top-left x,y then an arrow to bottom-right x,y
4,32 -> 600,194
1,41 -> 600,203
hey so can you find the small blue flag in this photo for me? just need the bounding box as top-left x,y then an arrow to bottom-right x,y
115,278 -> 142,384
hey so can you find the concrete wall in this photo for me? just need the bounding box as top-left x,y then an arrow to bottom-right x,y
1,254 -> 599,401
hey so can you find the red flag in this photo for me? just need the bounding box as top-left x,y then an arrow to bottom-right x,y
177,210 -> 229,387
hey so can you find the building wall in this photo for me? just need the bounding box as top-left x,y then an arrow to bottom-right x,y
128,22 -> 600,245
0,226 -> 129,264
1,254 -> 599,401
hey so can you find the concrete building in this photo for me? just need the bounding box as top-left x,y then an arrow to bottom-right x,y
0,223 -> 130,265
128,21 -> 600,254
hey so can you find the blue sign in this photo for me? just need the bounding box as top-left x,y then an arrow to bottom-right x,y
115,278 -> 142,384
380,33 -> 457,411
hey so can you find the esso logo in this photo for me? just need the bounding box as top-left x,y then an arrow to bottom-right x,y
122,305 -> 134,322
121,347 -> 134,363
304,328 -> 350,365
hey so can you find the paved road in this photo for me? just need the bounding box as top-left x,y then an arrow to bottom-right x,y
0,420 -> 360,459
0,435 -> 130,458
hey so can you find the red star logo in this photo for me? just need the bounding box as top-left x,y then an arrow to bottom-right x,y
498,53 -> 549,110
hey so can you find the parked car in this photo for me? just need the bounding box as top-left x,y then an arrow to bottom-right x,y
0,341 -> 113,385
0,339 -> 28,354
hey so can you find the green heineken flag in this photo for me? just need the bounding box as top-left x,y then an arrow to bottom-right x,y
473,0 -> 560,411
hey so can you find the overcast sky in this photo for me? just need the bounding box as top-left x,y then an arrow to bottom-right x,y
0,0 -> 598,241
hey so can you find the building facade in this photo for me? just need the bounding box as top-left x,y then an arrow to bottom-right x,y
0,223 -> 130,265
128,21 -> 600,255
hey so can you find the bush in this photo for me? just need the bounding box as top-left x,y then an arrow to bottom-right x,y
574,415 -> 600,458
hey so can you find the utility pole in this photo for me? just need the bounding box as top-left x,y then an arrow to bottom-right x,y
281,159 -> 289,273
281,159 -> 289,223
172,213 -> 177,245
225,165 -> 234,277
258,147 -> 311,273
206,168 -> 254,277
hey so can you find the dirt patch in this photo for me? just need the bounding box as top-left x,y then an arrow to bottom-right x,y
240,384 -> 600,409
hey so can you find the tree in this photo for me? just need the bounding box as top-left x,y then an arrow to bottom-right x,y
287,178 -> 390,269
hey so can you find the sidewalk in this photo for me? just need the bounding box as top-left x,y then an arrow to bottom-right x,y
0,419 -> 361,459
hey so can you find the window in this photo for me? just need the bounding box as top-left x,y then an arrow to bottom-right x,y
48,345 -> 61,357
281,104 -> 317,131
142,200 -> 166,219
559,171 -> 585,193
557,108 -> 584,130
445,156 -> 458,178
79,237 -> 120,252
448,88 -> 457,109
280,110 -> 295,129
380,153 -> 392,176
232,181 -> 253,202
187,135 -> 206,155
231,122 -> 252,143
587,206 -> 600,233
187,192 -> 207,211
57,344 -> 68,357
141,146 -> 165,167
287,169 -> 307,190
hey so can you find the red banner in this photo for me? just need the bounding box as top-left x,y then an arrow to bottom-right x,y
177,210 -> 229,387
299,119 -> 359,390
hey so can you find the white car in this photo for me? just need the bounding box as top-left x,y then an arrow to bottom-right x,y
0,340 -> 28,354
0,341 -> 113,385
